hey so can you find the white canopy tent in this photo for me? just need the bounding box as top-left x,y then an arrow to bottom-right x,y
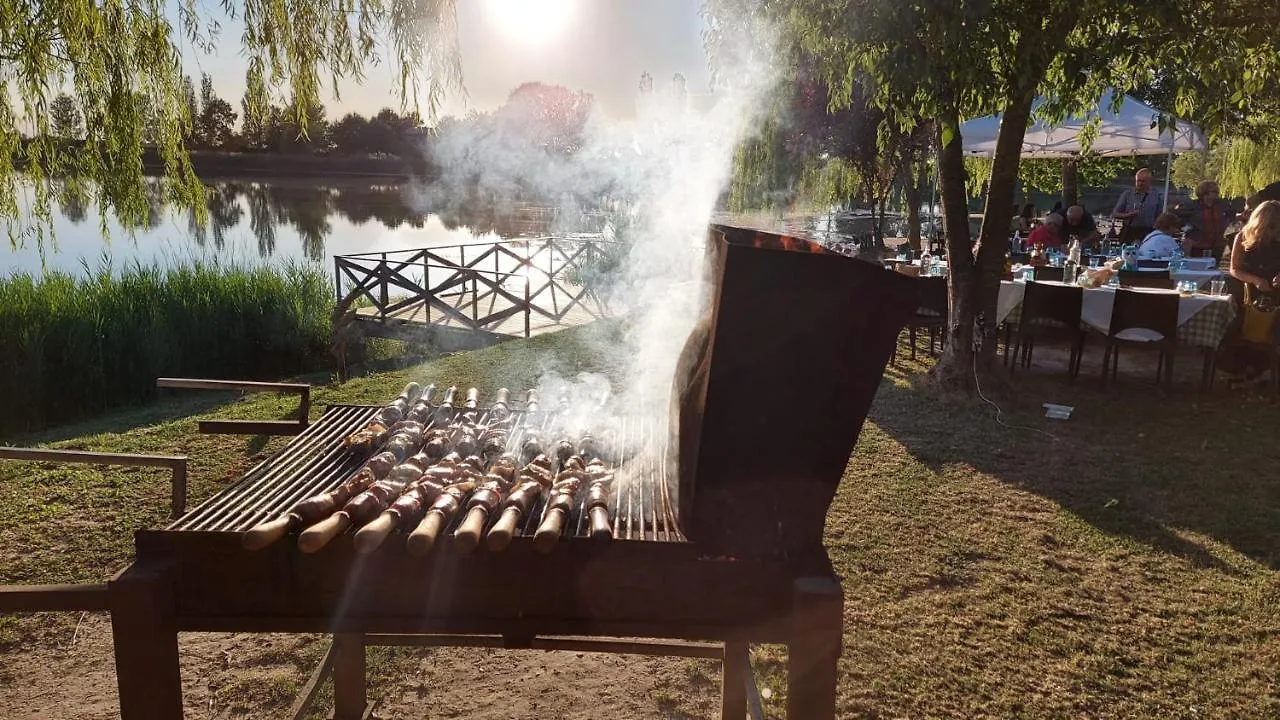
959,90 -> 1208,209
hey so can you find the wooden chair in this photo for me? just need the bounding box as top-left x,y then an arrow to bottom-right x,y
1031,265 -> 1064,282
1102,289 -> 1180,387
1006,281 -> 1087,381
897,277 -> 948,362
1119,270 -> 1175,290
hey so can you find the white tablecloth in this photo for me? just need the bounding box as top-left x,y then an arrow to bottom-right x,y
1171,268 -> 1225,287
998,280 -> 1236,346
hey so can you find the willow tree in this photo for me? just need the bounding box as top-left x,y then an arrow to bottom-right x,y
0,0 -> 462,246
784,0 -> 1280,390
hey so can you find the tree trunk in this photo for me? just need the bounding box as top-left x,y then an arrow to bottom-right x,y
932,91 -> 1037,391
929,106 -> 977,390
1062,157 -> 1079,208
876,196 -> 888,249
906,162 -> 923,250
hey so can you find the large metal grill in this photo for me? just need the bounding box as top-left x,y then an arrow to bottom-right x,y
169,400 -> 684,543
75,224 -> 920,720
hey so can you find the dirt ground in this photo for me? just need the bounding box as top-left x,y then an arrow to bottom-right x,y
0,613 -> 723,719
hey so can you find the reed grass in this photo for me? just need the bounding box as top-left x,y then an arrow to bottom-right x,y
0,260 -> 333,436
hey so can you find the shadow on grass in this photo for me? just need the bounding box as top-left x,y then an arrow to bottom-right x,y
872,339 -> 1280,571
7,373 -> 340,449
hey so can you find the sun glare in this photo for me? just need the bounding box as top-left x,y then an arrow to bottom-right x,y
482,0 -> 576,46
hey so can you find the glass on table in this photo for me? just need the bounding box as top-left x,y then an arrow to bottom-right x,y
1089,255 -> 1102,268
1210,278 -> 1226,296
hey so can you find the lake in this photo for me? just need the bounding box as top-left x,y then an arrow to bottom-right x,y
3,176 -> 1055,278
1,179 -> 615,277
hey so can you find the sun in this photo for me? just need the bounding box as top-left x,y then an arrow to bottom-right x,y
482,0 -> 576,46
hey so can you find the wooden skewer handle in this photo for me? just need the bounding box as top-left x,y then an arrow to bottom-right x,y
297,513 -> 351,554
589,506 -> 613,542
353,512 -> 397,555
241,516 -> 295,550
486,506 -> 522,552
533,508 -> 567,553
453,506 -> 488,554
407,511 -> 447,556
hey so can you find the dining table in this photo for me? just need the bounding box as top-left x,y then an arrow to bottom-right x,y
997,280 -> 1238,348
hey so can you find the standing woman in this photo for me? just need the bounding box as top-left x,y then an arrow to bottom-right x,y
1219,199 -> 1280,383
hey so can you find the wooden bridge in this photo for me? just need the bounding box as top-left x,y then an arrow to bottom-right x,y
332,236 -> 617,350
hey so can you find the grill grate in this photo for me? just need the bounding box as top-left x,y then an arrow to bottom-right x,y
170,403 -> 684,544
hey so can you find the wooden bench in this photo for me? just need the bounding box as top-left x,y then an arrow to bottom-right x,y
156,377 -> 311,436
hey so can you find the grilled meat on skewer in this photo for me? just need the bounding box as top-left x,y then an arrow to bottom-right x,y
343,382 -> 421,451
582,457 -> 615,541
460,388 -> 481,425
298,429 -> 438,553
297,402 -> 489,553
403,383 -> 438,424
434,386 -> 458,424
520,427 -> 545,464
489,388 -> 511,422
406,455 -> 486,556
243,415 -> 430,550
452,454 -> 519,553
553,437 -> 576,468
352,453 -> 461,554
453,426 -> 479,458
421,427 -> 453,459
484,454 -> 554,551
533,455 -> 589,552
480,425 -> 510,461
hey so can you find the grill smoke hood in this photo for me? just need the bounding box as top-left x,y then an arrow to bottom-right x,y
675,225 -> 918,559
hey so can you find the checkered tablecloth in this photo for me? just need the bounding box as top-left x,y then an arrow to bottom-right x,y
998,281 -> 1238,349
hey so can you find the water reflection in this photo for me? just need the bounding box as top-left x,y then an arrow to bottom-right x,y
168,182 -> 611,262
17,179 -> 612,273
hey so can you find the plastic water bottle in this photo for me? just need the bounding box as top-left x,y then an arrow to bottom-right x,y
920,247 -> 934,276
1066,238 -> 1082,284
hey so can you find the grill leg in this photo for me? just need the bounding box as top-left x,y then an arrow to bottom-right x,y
333,633 -> 367,720
722,641 -> 749,720
786,577 -> 842,720
109,562 -> 182,720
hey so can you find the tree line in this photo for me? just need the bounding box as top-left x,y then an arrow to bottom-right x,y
46,73 -> 426,158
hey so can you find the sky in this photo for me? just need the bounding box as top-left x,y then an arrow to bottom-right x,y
180,0 -> 713,122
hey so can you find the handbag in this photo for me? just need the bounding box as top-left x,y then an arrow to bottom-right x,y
1240,284 -> 1279,344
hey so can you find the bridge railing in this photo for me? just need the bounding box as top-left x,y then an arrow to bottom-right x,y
333,235 -> 617,338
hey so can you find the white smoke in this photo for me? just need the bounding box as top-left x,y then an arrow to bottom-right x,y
409,16 -> 780,425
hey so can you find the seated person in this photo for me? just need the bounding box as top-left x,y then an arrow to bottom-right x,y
1010,203 -> 1035,235
1027,213 -> 1063,248
1061,205 -> 1099,248
1136,212 -> 1188,259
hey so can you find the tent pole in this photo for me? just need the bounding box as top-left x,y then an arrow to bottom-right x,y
930,153 -> 938,232
1163,143 -> 1173,212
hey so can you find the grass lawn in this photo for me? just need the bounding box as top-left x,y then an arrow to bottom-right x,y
1,320 -> 1277,718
